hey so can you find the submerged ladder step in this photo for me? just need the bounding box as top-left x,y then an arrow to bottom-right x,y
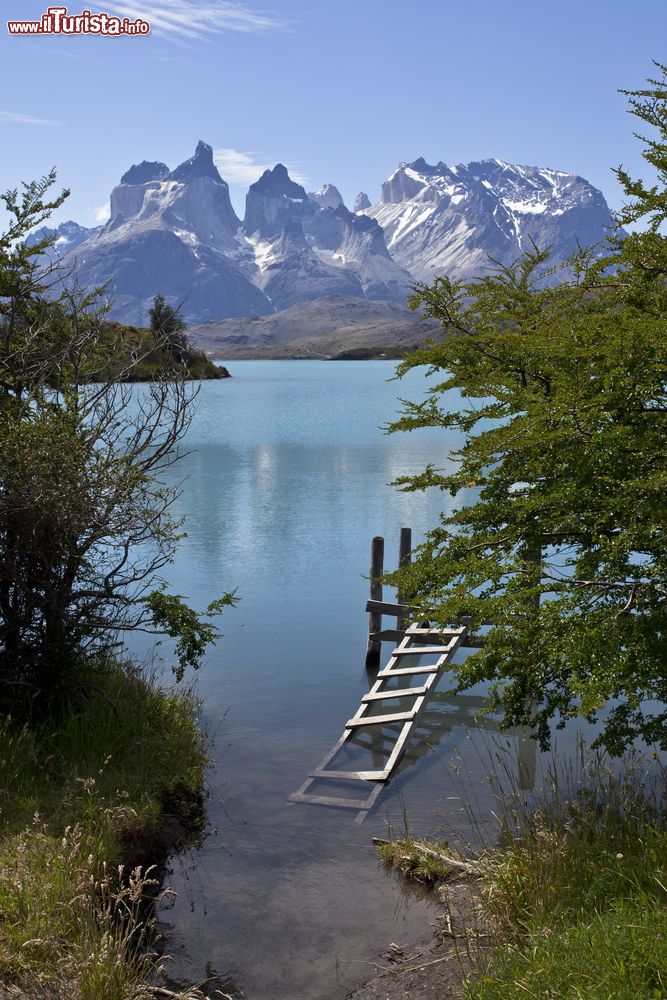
289,790 -> 381,810
309,768 -> 389,781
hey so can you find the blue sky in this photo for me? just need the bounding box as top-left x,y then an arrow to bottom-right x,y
1,0 -> 665,227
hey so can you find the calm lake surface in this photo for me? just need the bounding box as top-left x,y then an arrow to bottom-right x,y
133,361 -> 580,1000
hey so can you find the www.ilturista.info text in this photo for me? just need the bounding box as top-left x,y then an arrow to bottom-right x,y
7,7 -> 150,35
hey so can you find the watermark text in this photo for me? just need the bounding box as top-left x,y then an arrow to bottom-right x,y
7,6 -> 150,36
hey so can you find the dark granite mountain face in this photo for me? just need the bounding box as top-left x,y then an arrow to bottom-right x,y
243,164 -> 311,238
108,139 -> 240,253
120,161 -> 169,185
75,227 -> 270,325
168,140 -> 222,183
364,157 -> 616,283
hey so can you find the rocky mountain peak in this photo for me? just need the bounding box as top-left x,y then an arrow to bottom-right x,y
120,160 -> 169,185
354,192 -> 371,212
308,184 -> 344,210
169,140 -> 224,184
250,164 -> 307,201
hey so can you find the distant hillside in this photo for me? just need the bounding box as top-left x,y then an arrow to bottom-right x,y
190,295 -> 439,359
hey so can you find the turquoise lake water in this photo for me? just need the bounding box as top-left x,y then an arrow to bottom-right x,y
133,361 -> 584,1000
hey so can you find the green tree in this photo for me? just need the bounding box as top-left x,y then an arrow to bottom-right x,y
388,67 -> 667,754
148,293 -> 188,363
0,173 -> 234,703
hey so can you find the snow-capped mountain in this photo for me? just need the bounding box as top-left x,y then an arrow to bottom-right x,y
57,142 -> 272,324
42,145 -> 410,324
233,163 -> 412,310
362,158 -> 611,282
308,184 -> 345,209
31,219 -> 100,252
37,146 -> 617,327
362,157 -> 614,283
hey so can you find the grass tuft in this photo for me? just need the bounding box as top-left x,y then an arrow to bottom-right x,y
377,835 -> 466,886
464,751 -> 667,1000
0,658 -> 210,998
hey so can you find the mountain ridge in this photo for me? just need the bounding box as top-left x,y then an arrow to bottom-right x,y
36,146 -> 617,330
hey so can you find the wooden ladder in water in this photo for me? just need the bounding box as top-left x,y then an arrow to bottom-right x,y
288,622 -> 468,822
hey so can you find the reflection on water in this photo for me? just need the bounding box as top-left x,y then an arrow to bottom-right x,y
126,362 -> 591,1000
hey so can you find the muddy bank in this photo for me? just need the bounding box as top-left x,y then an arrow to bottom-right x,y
346,865 -> 484,1000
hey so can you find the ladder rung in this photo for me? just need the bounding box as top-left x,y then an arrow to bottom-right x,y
289,791 -> 377,809
392,644 -> 454,656
346,709 -> 416,728
310,768 -> 389,781
362,686 -> 428,702
378,665 -> 439,677
407,626 -> 466,636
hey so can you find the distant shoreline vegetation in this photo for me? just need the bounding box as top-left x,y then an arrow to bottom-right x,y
93,320 -> 230,381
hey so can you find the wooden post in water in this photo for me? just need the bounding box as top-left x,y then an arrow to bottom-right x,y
365,536 -> 384,668
396,527 -> 412,632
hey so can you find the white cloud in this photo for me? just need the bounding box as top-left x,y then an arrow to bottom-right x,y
0,111 -> 63,126
94,202 -> 111,223
213,147 -> 309,188
103,1 -> 282,39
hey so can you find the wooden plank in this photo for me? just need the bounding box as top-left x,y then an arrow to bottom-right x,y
289,791 -> 380,810
307,732 -> 350,775
362,686 -> 427,702
370,628 -> 471,643
310,768 -> 390,781
309,768 -> 369,780
407,624 -> 467,634
369,629 -> 407,643
374,630 -> 468,775
346,707 -> 419,728
356,783 -> 384,820
365,536 -> 384,668
376,719 -> 415,777
366,599 -> 421,617
378,665 -> 439,677
290,614 -> 473,819
392,644 -> 456,656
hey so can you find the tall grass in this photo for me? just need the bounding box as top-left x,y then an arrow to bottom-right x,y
463,749 -> 667,1000
0,658 -> 210,999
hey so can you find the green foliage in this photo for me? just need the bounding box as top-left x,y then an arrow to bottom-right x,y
146,294 -> 223,375
92,320 -> 226,382
388,69 -> 667,753
0,173 -> 231,700
145,588 -> 238,681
